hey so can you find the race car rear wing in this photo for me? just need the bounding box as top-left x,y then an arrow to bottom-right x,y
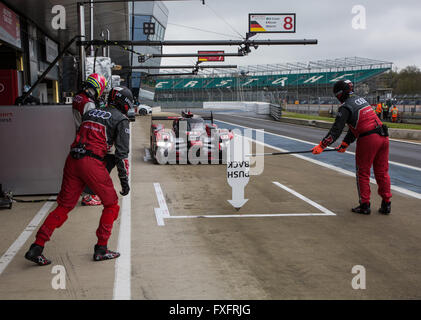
151,112 -> 214,124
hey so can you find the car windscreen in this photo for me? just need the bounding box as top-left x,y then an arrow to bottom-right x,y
188,119 -> 205,131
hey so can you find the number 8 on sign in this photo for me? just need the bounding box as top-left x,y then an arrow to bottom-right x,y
249,13 -> 296,33
284,17 -> 293,30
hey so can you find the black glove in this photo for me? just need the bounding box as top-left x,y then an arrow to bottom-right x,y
120,177 -> 130,196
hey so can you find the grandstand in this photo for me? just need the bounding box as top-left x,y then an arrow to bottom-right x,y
153,57 -> 393,106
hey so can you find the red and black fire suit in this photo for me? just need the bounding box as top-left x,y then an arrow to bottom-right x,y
73,90 -> 115,196
72,90 -> 97,129
34,106 -> 130,247
320,94 -> 392,204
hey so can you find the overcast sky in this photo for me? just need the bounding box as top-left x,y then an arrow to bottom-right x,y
162,0 -> 421,70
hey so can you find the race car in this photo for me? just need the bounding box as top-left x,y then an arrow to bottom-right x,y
150,111 -> 233,164
138,104 -> 153,116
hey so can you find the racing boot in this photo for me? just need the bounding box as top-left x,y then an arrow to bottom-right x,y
352,202 -> 371,215
82,194 -> 102,206
93,245 -> 120,261
378,200 -> 391,215
24,243 -> 51,266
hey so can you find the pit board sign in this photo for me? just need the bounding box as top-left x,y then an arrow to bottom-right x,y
198,51 -> 225,62
249,13 -> 296,33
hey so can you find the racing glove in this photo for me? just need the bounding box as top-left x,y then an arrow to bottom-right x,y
336,141 -> 349,153
312,142 -> 326,155
120,177 -> 130,196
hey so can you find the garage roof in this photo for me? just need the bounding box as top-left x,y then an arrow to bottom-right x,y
3,0 -> 130,66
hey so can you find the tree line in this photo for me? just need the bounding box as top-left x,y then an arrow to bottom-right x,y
387,66 -> 421,95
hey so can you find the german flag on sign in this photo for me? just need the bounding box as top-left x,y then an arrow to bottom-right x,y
250,20 -> 266,32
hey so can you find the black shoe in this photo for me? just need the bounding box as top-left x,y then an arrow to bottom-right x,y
352,202 -> 371,215
24,244 -> 52,266
93,245 -> 120,261
378,200 -> 391,215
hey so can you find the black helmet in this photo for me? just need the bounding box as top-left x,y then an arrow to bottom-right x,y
108,86 -> 134,115
333,80 -> 354,103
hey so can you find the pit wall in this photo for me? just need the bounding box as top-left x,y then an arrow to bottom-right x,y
0,105 -> 75,195
203,101 -> 270,114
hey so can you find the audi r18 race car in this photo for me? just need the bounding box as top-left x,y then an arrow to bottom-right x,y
150,111 -> 233,164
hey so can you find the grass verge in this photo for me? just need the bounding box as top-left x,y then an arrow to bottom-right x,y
282,111 -> 421,130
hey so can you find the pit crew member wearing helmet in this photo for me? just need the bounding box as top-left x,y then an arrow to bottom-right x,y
72,73 -> 107,128
312,80 -> 392,215
24,86 -> 133,265
72,73 -> 107,206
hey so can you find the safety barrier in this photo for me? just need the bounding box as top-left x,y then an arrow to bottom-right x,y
270,103 -> 282,121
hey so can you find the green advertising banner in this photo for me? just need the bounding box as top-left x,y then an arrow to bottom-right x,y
155,68 -> 389,90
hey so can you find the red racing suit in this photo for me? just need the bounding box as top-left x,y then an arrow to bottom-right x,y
320,94 -> 392,204
35,106 -> 130,247
72,90 -> 97,129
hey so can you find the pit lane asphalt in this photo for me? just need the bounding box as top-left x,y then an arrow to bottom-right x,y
1,113 -> 420,300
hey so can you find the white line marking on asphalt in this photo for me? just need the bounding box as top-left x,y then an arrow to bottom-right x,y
0,197 -> 55,275
113,123 -> 132,300
389,138 -> 421,146
153,183 -> 170,217
154,208 -> 165,226
167,213 -> 332,219
216,119 -> 421,200
216,117 -> 421,172
273,182 -> 336,215
143,148 -> 152,162
152,182 -> 334,225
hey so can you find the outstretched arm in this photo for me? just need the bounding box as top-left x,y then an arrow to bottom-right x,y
312,106 -> 350,154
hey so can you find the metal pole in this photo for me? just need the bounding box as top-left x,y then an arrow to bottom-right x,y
106,29 -> 110,57
100,31 -> 107,56
124,65 -> 238,69
150,52 -> 244,58
78,2 -> 86,82
79,39 -> 318,47
248,149 -> 337,157
90,0 -> 94,56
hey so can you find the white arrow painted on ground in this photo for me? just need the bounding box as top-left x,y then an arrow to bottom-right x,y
227,131 -> 250,210
227,183 -> 249,210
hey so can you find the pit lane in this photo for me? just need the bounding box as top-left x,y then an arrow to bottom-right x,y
0,112 -> 420,299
